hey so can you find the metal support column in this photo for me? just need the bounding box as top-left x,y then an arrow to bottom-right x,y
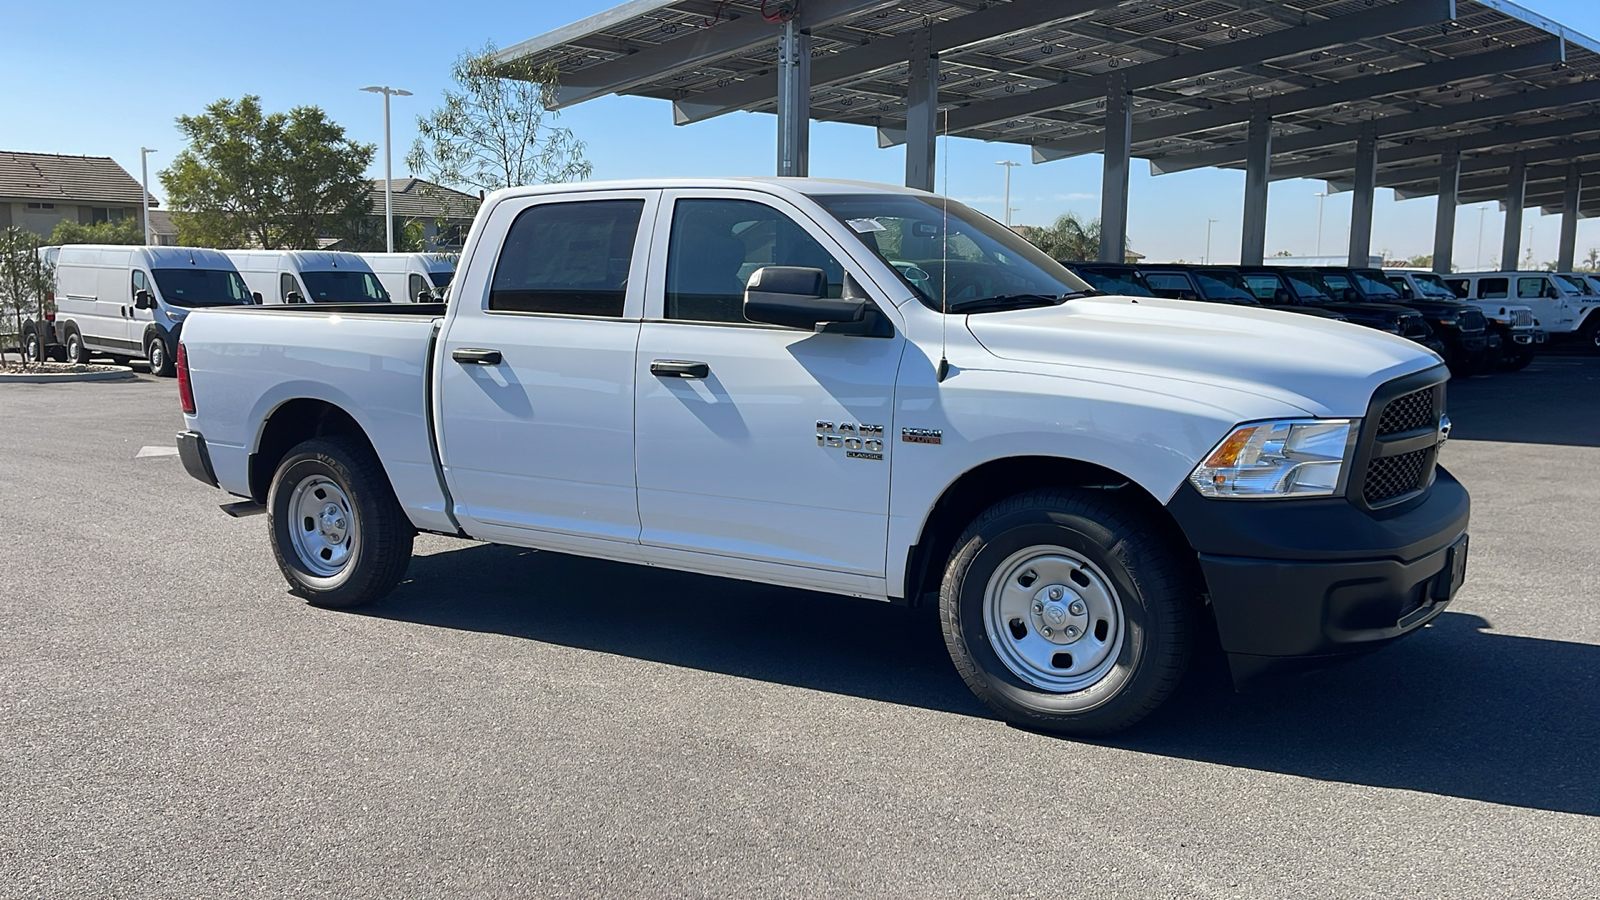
1433,145 -> 1460,274
776,18 -> 811,177
1559,163 -> 1582,272
903,26 -> 937,192
1241,107 -> 1272,266
1348,123 -> 1378,268
1501,153 -> 1527,270
1098,74 -> 1131,263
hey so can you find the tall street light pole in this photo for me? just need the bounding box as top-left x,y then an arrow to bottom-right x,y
361,85 -> 412,253
1205,218 -> 1219,264
140,147 -> 157,246
1314,191 -> 1328,256
995,161 -> 1020,227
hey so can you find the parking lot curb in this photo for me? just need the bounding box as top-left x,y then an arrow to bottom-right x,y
0,366 -> 137,384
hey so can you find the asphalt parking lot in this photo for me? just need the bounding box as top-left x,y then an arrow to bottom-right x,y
2,356 -> 1598,899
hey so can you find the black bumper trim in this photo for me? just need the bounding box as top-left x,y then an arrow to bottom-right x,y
177,431 -> 218,488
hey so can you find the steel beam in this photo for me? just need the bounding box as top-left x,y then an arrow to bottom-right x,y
1100,74 -> 1132,264
1241,108 -> 1273,266
945,0 -> 1455,137
904,26 -> 938,192
776,20 -> 811,176
1501,153 -> 1528,270
1267,121 -> 1600,183
1559,164 -> 1582,271
1349,125 -> 1379,270
1153,79 -> 1600,176
524,0 -> 902,109
1433,146 -> 1460,274
1034,39 -> 1561,162
672,0 -> 1123,125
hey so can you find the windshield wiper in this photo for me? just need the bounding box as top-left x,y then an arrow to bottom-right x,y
946,291 -> 1100,314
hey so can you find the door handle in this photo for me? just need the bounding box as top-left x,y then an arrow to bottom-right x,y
452,348 -> 503,366
650,359 -> 710,379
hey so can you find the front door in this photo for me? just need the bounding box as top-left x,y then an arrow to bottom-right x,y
437,190 -> 659,547
633,192 -> 902,583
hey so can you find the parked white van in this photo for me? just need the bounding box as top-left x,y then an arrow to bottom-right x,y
357,252 -> 455,303
1442,271 -> 1599,349
224,250 -> 390,305
49,244 -> 253,375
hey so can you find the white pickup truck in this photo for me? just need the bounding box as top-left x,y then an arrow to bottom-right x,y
175,178 -> 1470,735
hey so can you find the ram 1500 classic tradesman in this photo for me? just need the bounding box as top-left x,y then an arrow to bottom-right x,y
174,178 -> 1470,735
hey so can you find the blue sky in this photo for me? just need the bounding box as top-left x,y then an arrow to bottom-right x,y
6,0 -> 1598,266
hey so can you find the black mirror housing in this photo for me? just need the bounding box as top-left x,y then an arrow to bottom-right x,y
134,289 -> 153,310
286,291 -> 305,304
416,290 -> 434,303
744,266 -> 864,330
251,292 -> 263,305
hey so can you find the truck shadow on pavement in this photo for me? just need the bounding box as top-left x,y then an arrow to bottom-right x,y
1447,355 -> 1600,447
360,542 -> 1600,817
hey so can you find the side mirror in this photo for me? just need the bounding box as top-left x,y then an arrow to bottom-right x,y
1178,290 -> 1200,302
1341,288 -> 1359,303
1273,289 -> 1292,304
743,266 -> 867,331
416,290 -> 434,303
1544,286 -> 1560,299
134,289 -> 153,310
286,291 -> 305,304
251,291 -> 263,305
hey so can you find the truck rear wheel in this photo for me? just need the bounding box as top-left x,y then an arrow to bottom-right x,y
268,436 -> 414,608
939,488 -> 1196,736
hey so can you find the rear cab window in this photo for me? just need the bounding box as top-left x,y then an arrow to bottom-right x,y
489,199 -> 645,317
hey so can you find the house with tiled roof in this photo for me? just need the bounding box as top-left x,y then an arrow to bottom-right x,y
0,151 -> 153,238
364,178 -> 479,250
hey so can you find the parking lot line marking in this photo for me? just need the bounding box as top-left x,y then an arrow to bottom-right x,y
136,445 -> 179,458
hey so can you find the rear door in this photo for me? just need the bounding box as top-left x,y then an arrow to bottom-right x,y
632,190 -> 902,583
436,189 -> 658,546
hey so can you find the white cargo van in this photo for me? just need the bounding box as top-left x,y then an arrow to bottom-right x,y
224,250 -> 390,305
49,244 -> 253,375
357,252 -> 455,303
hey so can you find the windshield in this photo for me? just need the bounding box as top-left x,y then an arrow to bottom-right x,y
814,194 -> 1093,312
1351,270 -> 1403,300
1193,271 -> 1259,304
1554,273 -> 1591,295
1407,273 -> 1458,300
1070,267 -> 1155,297
428,271 -> 453,289
151,268 -> 253,308
300,270 -> 390,303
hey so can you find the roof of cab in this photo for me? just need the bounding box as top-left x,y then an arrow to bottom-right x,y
484,177 -> 934,206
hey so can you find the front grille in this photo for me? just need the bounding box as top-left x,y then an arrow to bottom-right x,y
1398,315 -> 1428,340
1459,309 -> 1486,333
1511,308 -> 1534,328
1364,448 -> 1432,504
1377,388 -> 1435,436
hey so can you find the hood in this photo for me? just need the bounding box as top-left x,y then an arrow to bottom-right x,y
965,295 -> 1439,418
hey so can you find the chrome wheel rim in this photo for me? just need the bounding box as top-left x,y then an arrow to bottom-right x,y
148,341 -> 164,371
287,475 -> 356,577
983,545 -> 1125,692
24,334 -> 39,363
68,336 -> 84,362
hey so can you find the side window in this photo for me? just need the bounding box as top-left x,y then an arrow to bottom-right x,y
1477,278 -> 1508,299
1444,279 -> 1468,298
408,273 -> 428,302
665,198 -> 845,324
280,273 -> 298,302
1516,277 -> 1545,299
131,269 -> 149,301
489,199 -> 643,316
1241,275 -> 1278,301
1389,278 -> 1414,300
1143,272 -> 1191,295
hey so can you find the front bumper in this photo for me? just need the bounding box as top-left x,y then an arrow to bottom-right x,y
1166,467 -> 1470,687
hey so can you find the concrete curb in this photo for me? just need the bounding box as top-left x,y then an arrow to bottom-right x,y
0,366 -> 137,384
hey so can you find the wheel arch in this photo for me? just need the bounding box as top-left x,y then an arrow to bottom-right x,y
900,455 -> 1191,606
249,398 -> 381,503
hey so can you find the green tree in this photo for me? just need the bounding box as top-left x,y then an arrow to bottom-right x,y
0,228 -> 56,365
160,95 -> 375,249
339,216 -> 427,252
50,218 -> 144,246
1403,253 -> 1433,269
1029,212 -> 1109,262
407,42 -> 592,196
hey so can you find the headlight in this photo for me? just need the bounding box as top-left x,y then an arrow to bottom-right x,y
1190,419 -> 1357,499
1435,314 -> 1459,325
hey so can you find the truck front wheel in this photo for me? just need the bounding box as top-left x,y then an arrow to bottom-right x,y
268,436 -> 414,608
939,488 -> 1196,736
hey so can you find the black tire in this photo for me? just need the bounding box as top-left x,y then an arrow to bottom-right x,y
64,328 -> 91,365
939,488 -> 1197,736
23,329 -> 41,364
267,435 -> 414,608
145,334 -> 174,377
1584,318 -> 1600,354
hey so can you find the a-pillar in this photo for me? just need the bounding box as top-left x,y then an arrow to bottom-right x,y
1432,145 -> 1461,275
1559,163 -> 1582,272
903,26 -> 937,191
1098,73 -> 1131,263
1501,153 -> 1528,270
1348,123 -> 1378,268
776,18 -> 811,177
1240,107 -> 1273,266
